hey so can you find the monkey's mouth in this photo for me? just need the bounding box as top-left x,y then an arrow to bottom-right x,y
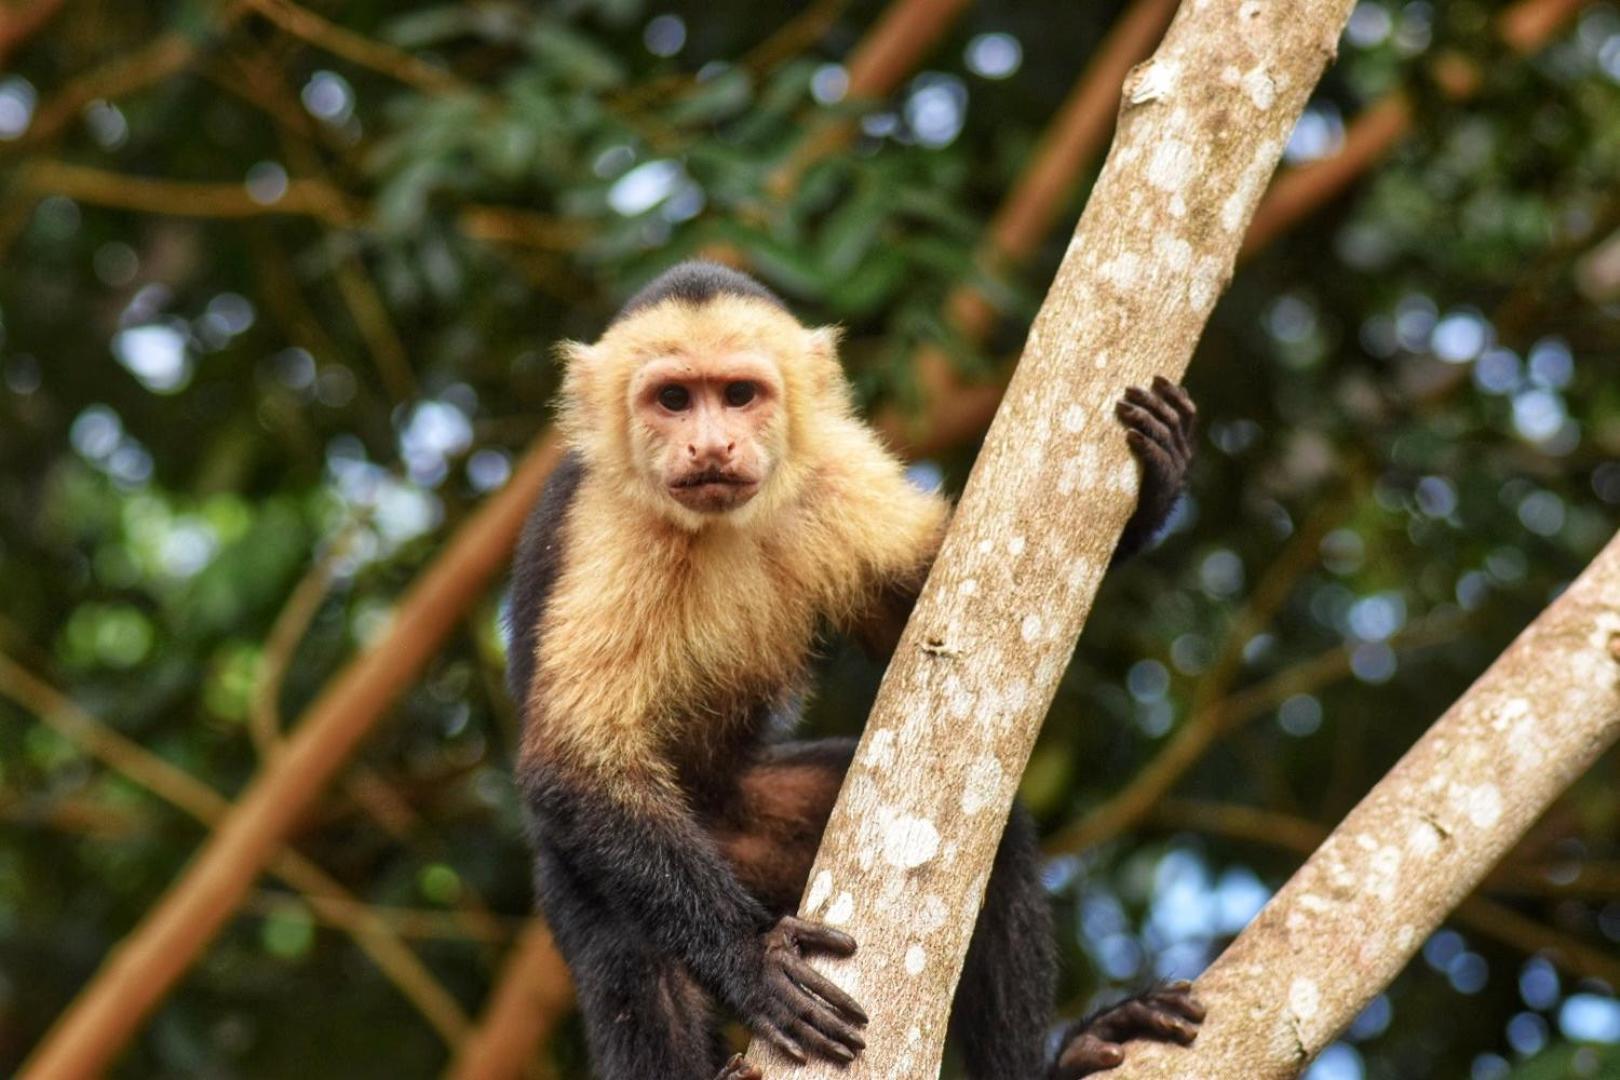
669,469 -> 759,511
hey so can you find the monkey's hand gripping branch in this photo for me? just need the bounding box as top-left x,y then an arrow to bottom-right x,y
523,766 -> 868,1071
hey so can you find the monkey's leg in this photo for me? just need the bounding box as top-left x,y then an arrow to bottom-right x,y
948,802 -> 1057,1080
713,738 -> 855,916
534,845 -> 727,1080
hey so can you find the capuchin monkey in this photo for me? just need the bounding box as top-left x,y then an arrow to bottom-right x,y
507,261 -> 1203,1080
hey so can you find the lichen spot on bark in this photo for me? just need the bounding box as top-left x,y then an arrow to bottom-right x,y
883,816 -> 941,870
826,891 -> 855,926
864,729 -> 897,771
905,945 -> 927,976
1288,977 -> 1321,1022
1458,782 -> 1504,829
1146,138 -> 1197,191
805,870 -> 833,916
1242,66 -> 1277,110
961,754 -> 1004,816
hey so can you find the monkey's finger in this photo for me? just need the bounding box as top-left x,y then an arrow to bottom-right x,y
715,1052 -> 764,1080
754,1014 -> 807,1063
785,918 -> 858,958
1145,982 -> 1207,1023
1128,387 -> 1194,460
783,954 -> 868,1023
1152,376 -> 1198,428
783,1011 -> 860,1064
772,973 -> 867,1054
1125,430 -> 1177,482
1103,999 -> 1200,1045
1124,386 -> 1182,436
1116,402 -> 1176,453
1055,1033 -> 1126,1078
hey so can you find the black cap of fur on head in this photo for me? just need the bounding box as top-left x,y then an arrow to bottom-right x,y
613,260 -> 787,325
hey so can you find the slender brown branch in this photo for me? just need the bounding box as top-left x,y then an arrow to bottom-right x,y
18,159 -> 356,224
445,921 -> 575,1080
251,531 -> 353,757
245,890 -> 524,944
766,0 -> 972,196
872,0 -> 1179,456
5,29 -> 207,153
0,652 -> 472,1046
1241,0 -> 1588,257
242,0 -> 470,98
0,0 -> 66,68
19,433 -> 565,1078
1044,614 -> 1464,859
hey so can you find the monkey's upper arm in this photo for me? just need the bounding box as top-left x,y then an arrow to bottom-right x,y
505,452 -> 587,722
850,577 -> 922,661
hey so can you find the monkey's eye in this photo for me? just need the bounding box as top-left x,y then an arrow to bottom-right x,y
657,385 -> 691,411
724,381 -> 757,407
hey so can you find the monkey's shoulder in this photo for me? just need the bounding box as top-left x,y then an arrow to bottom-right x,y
505,452 -> 587,714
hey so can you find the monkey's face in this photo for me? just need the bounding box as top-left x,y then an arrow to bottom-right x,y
629,352 -> 787,516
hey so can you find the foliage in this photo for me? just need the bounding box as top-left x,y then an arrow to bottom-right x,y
0,0 -> 1618,1077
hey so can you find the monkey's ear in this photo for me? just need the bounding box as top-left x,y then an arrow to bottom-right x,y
555,340 -> 604,438
803,326 -> 845,394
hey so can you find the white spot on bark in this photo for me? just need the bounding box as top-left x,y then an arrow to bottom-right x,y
1169,194 -> 1187,218
1407,820 -> 1443,857
1395,924 -> 1416,950
920,894 -> 948,932
1067,557 -> 1100,591
1008,536 -> 1026,557
864,729 -> 896,770
1146,138 -> 1197,191
1155,233 -> 1193,271
978,538 -> 993,554
1020,614 -> 1042,643
1219,65 -> 1242,86
1288,977 -> 1320,1021
1099,252 -> 1146,291
805,871 -> 832,916
1240,0 -> 1263,18
961,754 -> 1004,815
1128,58 -> 1180,105
826,891 -> 855,925
959,578 -> 978,596
905,945 -> 927,975
1367,845 -> 1401,902
1061,404 -> 1087,433
1242,66 -> 1276,110
1298,893 -> 1329,913
1457,783 -> 1504,829
883,816 -> 941,869
1188,256 -> 1226,311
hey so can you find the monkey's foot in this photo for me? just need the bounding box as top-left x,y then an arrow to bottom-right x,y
715,1053 -> 763,1080
1052,981 -> 1206,1079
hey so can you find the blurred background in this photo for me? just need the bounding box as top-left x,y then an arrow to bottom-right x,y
1,0 -> 1618,1077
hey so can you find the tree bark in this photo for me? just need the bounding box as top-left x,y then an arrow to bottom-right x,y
745,1 -> 1358,1075
1115,530 -> 1620,1079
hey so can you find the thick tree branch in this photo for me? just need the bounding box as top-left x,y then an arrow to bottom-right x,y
743,2 -> 1358,1074
1153,800 -> 1620,985
1116,530 -> 1620,1078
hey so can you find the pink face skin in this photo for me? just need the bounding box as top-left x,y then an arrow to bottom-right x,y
630,352 -> 785,515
